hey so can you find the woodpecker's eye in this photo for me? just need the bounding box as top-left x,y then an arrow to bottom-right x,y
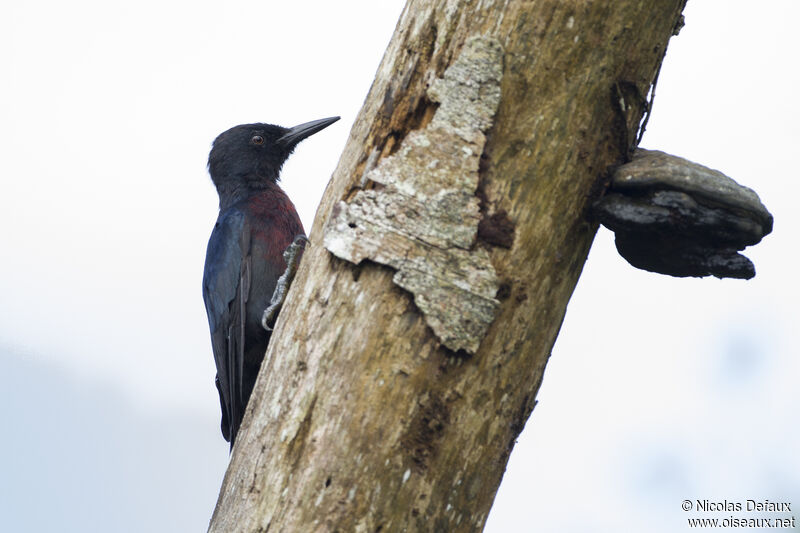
251,135 -> 264,145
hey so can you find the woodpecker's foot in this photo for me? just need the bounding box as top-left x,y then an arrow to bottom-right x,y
593,149 -> 772,279
262,235 -> 308,330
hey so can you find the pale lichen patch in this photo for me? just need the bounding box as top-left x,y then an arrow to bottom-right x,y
323,36 -> 505,353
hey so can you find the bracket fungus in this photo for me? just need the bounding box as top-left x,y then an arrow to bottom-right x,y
594,149 -> 773,279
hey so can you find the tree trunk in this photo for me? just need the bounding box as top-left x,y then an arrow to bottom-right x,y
209,1 -> 686,531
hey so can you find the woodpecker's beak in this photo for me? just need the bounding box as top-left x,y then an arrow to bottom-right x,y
277,116 -> 340,147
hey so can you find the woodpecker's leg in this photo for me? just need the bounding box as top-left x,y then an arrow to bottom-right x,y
262,235 -> 308,330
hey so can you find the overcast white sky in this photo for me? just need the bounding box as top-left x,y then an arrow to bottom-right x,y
1,1 -> 797,532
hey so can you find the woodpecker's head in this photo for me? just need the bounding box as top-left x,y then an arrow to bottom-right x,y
208,116 -> 339,188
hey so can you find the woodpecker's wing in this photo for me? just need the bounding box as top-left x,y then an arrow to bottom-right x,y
202,207 -> 251,444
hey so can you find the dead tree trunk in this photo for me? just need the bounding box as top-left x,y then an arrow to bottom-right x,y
209,1 -> 686,531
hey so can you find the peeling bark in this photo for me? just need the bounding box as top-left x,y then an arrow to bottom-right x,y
208,1 -> 687,532
324,36 -> 503,353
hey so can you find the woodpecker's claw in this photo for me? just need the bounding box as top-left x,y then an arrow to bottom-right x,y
262,235 -> 308,330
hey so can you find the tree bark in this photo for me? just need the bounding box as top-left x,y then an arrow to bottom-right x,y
209,1 -> 686,531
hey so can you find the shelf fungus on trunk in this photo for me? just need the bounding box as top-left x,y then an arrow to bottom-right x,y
323,36 -> 504,354
593,149 -> 773,279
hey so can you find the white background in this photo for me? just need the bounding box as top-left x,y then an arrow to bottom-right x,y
1,1 -> 796,531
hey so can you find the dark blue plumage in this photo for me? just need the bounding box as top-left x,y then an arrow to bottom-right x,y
203,117 -> 339,447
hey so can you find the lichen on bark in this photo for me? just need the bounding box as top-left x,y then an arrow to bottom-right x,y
323,36 -> 504,353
